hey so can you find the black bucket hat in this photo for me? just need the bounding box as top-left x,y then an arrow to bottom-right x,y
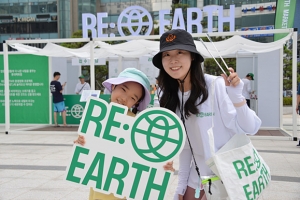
152,29 -> 204,69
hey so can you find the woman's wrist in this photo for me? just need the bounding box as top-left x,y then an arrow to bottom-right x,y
226,85 -> 244,104
233,99 -> 246,107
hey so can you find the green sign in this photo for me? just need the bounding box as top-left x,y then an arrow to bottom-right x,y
53,94 -> 155,125
0,54 -> 49,123
65,97 -> 186,199
232,149 -> 271,200
131,109 -> 184,163
52,95 -> 86,125
274,0 -> 296,41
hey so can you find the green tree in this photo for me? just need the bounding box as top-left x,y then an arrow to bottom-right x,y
81,64 -> 108,91
283,45 -> 300,91
61,30 -> 108,91
61,30 -> 92,49
283,46 -> 292,90
199,29 -> 233,76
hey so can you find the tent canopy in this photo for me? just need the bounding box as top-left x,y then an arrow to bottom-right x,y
8,33 -> 292,59
3,28 -> 299,140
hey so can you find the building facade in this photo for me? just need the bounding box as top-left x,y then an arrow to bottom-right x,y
0,0 -> 58,50
0,0 -> 287,45
72,0 -> 277,41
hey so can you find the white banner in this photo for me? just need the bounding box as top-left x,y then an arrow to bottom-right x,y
72,58 -> 106,66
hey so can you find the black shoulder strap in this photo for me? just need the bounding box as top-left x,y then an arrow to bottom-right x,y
79,83 -> 87,93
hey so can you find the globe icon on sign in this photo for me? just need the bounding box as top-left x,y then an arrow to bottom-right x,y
117,6 -> 153,37
131,109 -> 184,163
71,104 -> 84,118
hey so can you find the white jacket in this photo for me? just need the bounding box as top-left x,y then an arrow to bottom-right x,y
173,74 -> 261,199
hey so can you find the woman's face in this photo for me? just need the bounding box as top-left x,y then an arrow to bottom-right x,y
111,81 -> 143,108
162,49 -> 192,80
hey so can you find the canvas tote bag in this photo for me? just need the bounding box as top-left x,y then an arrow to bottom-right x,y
204,77 -> 271,200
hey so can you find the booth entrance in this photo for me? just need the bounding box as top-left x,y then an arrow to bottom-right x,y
1,28 -> 298,141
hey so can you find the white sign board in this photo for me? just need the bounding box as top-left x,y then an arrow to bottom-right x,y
80,90 -> 101,102
72,58 -> 106,66
65,97 -> 186,199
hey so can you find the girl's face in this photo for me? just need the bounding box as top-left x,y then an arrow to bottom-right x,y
162,49 -> 192,80
111,81 -> 143,109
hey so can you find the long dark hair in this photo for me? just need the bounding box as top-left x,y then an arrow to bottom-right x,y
132,86 -> 145,114
157,53 -> 208,118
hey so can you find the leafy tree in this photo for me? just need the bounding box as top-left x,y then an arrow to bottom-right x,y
81,64 -> 108,91
283,45 -> 300,91
61,30 -> 91,49
282,45 -> 300,102
283,46 -> 292,90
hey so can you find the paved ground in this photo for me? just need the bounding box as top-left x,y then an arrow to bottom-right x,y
28,125 -> 288,136
0,132 -> 300,200
0,114 -> 300,200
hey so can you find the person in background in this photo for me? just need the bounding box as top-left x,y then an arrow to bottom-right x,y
50,72 -> 67,127
296,83 -> 300,146
75,75 -> 91,94
241,73 -> 254,108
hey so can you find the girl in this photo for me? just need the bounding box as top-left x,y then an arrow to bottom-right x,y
74,68 -> 174,200
152,29 -> 261,200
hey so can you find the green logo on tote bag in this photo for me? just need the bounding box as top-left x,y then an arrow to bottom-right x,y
232,149 -> 271,200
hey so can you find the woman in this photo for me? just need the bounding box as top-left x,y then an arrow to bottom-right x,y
152,29 -> 261,200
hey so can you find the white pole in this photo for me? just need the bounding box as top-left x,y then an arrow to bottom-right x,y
49,57 -> 52,125
292,29 -> 298,140
252,56 -> 255,112
90,40 -> 95,90
3,42 -> 10,134
118,56 -> 122,75
279,47 -> 283,130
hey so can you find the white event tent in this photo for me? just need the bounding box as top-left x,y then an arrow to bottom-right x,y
9,33 -> 291,59
2,28 -> 298,141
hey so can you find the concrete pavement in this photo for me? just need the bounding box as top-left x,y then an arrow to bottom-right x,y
0,132 -> 300,200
